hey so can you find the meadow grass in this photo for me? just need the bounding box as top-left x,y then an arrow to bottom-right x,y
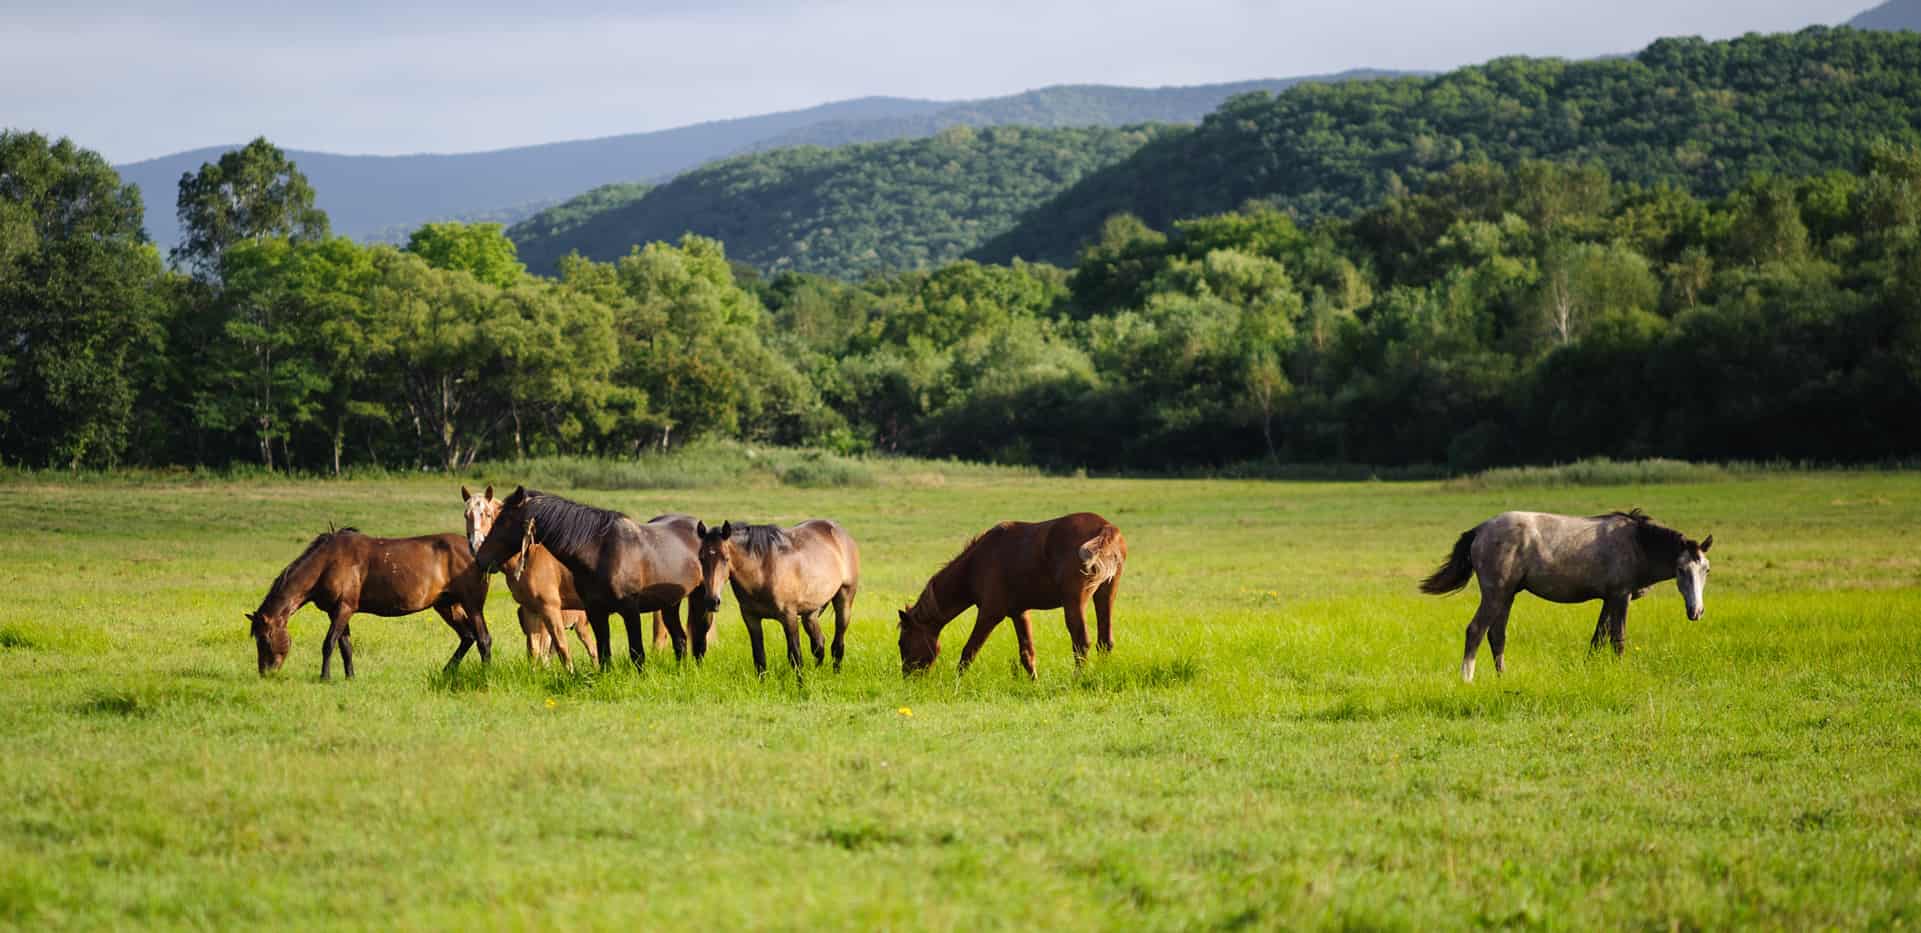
1,467 -> 1918,929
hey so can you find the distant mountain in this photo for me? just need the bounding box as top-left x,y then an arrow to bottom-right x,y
510,125 -> 1176,278
114,97 -> 946,252
751,72 -> 1403,150
116,74 -> 1405,254
1851,0 -> 1921,30
978,27 -> 1921,265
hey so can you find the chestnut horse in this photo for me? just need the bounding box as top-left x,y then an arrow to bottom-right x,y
474,487 -> 705,670
246,528 -> 492,678
897,512 -> 1125,678
695,519 -> 859,679
1421,509 -> 1713,681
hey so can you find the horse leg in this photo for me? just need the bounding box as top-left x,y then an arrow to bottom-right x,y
777,611 -> 806,683
471,606 -> 493,665
571,614 -> 598,663
660,602 -> 688,664
588,610 -> 613,670
519,606 -> 551,664
1461,590 -> 1505,683
338,622 -> 354,679
652,611 -> 670,652
1062,594 -> 1092,670
800,610 -> 827,667
954,610 -> 1005,677
829,587 -> 853,673
437,603 -> 475,673
1093,573 -> 1119,654
1011,610 -> 1038,680
621,610 -> 647,672
1589,607 -> 1609,652
539,605 -> 575,674
320,606 -> 350,681
744,614 -> 769,677
1608,597 -> 1630,657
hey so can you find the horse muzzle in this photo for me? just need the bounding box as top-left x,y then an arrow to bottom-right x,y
1688,607 -> 1704,622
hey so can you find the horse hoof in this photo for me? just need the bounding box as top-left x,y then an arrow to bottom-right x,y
1461,659 -> 1476,683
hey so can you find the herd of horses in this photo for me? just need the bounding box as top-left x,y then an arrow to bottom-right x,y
245,487 -> 1712,684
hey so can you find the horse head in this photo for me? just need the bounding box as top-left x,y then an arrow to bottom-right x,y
246,609 -> 291,675
694,521 -> 734,613
473,485 -> 532,575
897,602 -> 941,675
1676,534 -> 1713,621
459,484 -> 498,556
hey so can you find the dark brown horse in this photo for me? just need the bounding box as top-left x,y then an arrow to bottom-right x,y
695,519 -> 859,679
473,487 -> 705,670
897,512 -> 1126,678
246,528 -> 493,678
1421,509 -> 1713,681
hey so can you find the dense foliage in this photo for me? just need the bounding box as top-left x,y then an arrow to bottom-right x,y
8,28 -> 1921,472
509,125 -> 1174,278
980,27 -> 1921,264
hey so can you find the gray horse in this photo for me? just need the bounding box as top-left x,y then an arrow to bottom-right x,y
1420,509 -> 1712,681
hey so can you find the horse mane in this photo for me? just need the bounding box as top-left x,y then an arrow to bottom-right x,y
1603,508 -> 1689,564
517,489 -> 629,556
730,523 -> 793,558
900,522 -> 1014,629
260,527 -> 359,615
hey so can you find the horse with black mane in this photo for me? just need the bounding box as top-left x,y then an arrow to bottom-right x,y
473,487 -> 705,670
897,512 -> 1125,679
246,528 -> 493,678
1421,509 -> 1713,681
695,519 -> 859,680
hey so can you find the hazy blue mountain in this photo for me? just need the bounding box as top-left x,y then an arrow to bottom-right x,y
115,97 -> 945,252
117,74 -> 1406,255
1851,0 -> 1921,30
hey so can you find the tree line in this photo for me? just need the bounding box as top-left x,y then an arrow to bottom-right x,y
4,140 -> 1919,473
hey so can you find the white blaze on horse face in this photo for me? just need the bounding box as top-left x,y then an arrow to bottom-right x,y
1677,552 -> 1710,621
465,497 -> 499,556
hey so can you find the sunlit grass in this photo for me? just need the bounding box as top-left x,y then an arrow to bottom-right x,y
0,470 -> 1918,927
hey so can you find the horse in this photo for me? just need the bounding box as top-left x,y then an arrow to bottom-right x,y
462,485 -> 601,671
695,519 -> 859,680
473,487 -> 705,671
896,512 -> 1125,679
246,528 -> 493,679
1420,509 -> 1713,682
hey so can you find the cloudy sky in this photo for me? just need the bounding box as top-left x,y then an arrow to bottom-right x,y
0,0 -> 1876,164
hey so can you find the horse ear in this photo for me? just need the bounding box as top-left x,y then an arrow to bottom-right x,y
484,484 -> 494,501
720,521 -> 733,537
897,608 -> 910,624
460,485 -> 472,502
1700,535 -> 1713,554
696,521 -> 708,538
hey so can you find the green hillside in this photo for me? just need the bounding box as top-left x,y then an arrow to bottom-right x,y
510,125 -> 1173,277
978,27 -> 1921,264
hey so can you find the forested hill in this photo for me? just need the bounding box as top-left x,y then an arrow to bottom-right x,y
509,125 -> 1174,277
752,72 -> 1404,150
977,27 -> 1921,265
114,97 -> 945,252
1851,0 -> 1921,30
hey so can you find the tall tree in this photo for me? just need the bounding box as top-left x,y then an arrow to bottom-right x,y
173,138 -> 329,278
406,222 -> 526,288
0,131 -> 167,468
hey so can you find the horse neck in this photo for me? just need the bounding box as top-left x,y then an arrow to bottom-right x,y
722,539 -> 771,593
259,551 -> 326,619
912,553 -> 975,628
1632,526 -> 1683,588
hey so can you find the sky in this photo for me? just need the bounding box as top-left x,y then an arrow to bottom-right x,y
0,0 -> 1878,165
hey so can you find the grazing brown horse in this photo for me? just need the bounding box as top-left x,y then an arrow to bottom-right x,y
695,520 -> 859,679
897,512 -> 1125,678
1421,509 -> 1713,682
246,528 -> 493,678
474,487 -> 705,670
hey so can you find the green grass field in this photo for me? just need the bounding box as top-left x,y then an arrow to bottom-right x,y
2,465 -> 1919,929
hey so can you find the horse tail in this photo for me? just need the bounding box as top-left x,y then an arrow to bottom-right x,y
1419,528 -> 1478,595
1077,525 -> 1125,582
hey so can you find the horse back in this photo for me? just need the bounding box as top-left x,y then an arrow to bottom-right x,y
981,513 -> 1118,610
340,533 -> 481,616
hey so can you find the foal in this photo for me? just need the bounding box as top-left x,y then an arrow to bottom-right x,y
1421,509 -> 1713,681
